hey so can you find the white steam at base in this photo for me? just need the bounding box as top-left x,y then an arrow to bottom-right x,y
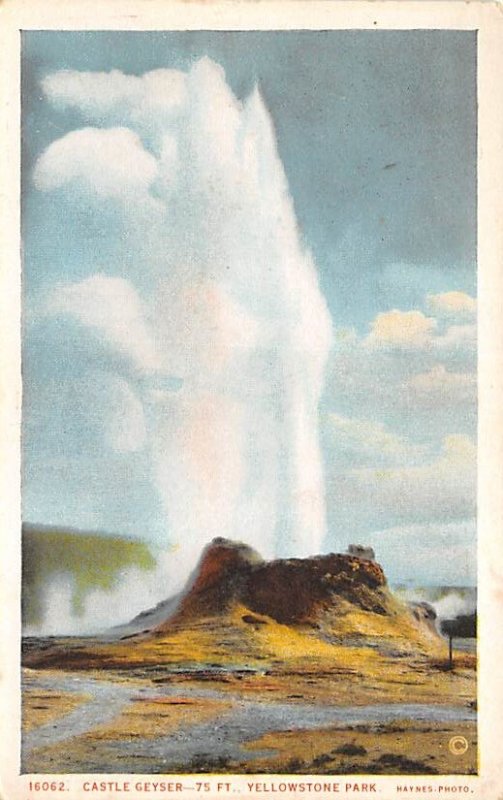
29,58 -> 333,631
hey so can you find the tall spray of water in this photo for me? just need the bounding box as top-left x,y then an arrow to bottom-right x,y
33,57 -> 333,624
144,59 -> 333,569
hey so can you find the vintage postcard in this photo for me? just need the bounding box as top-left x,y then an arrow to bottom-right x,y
1,2 -> 502,799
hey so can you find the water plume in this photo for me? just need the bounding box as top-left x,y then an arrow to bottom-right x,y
30,57 -> 333,629
143,60 -> 333,577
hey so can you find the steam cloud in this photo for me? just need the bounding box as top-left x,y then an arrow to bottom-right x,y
23,552 -> 179,636
397,587 -> 476,623
31,58 -> 333,629
432,591 -> 476,621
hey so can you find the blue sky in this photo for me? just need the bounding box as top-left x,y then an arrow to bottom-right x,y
22,30 -> 477,592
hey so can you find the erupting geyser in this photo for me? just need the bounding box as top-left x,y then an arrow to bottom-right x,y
31,57 -> 333,627
142,59 -> 333,575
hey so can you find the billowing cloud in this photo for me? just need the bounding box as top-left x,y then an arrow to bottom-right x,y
366,309 -> 437,349
43,274 -> 160,374
41,68 -> 187,133
427,290 -> 477,318
362,302 -> 476,357
326,294 -> 477,442
33,127 -> 159,204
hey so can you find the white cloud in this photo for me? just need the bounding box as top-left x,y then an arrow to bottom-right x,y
33,127 -> 159,204
44,274 -> 160,374
324,413 -> 426,468
435,322 -> 477,352
427,290 -> 477,318
327,433 -> 476,536
407,364 -> 476,408
361,303 -> 476,357
366,309 -> 437,349
326,296 -> 477,442
41,68 -> 187,132
324,298 -> 477,562
364,520 -> 476,586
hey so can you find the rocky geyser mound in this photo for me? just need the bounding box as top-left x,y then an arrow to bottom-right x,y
154,537 -> 390,633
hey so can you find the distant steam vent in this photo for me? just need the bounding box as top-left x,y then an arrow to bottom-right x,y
347,544 -> 376,562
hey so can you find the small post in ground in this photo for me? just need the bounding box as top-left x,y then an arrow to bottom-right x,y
440,613 -> 476,672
